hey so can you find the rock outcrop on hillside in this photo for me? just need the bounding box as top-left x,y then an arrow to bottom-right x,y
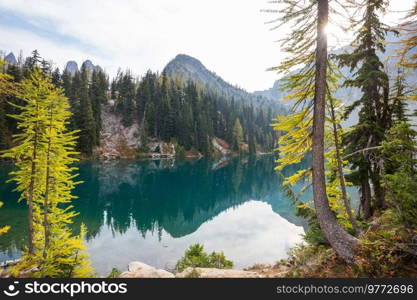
96,109 -> 231,159
212,137 -> 230,156
95,106 -> 141,159
95,106 -> 179,159
95,110 -> 234,159
146,141 -> 176,158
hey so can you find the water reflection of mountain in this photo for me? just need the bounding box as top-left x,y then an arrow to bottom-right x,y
0,156 -> 307,255
71,156 -> 307,240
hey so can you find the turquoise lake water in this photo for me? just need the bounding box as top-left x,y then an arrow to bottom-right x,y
0,156 -> 313,275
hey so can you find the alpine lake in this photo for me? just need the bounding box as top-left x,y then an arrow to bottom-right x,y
0,155 -> 357,275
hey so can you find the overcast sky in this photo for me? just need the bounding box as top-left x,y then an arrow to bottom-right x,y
0,0 -> 414,92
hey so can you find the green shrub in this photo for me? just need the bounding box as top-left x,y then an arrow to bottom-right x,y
385,170 -> 417,228
175,145 -> 185,158
175,244 -> 233,272
171,138 -> 185,158
355,210 -> 417,277
106,267 -> 121,278
184,268 -> 201,278
295,203 -> 328,246
382,122 -> 417,228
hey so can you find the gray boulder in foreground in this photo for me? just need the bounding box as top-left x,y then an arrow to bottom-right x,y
175,267 -> 260,278
119,261 -> 267,278
119,261 -> 175,278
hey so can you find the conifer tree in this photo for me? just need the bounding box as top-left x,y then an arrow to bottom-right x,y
273,76 -> 359,241
40,59 -> 51,75
177,101 -> 194,150
38,80 -> 92,277
1,69 -> 49,254
90,70 -> 108,143
135,71 -> 149,124
327,94 -> 360,235
115,71 -> 135,127
2,68 -> 92,277
0,60 -> 16,235
3,60 -> 23,137
67,71 -> 82,132
248,105 -> 257,156
0,60 -> 17,151
382,121 -> 417,228
337,0 -> 391,211
232,118 -> 243,152
390,68 -> 409,123
51,68 -> 61,87
267,0 -> 358,262
159,71 -> 172,141
25,50 -> 41,71
78,67 -> 96,155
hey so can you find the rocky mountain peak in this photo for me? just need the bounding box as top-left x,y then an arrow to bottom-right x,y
164,54 -> 286,111
167,54 -> 205,69
65,59 -> 102,76
81,59 -> 95,71
64,60 -> 79,75
4,52 -> 17,65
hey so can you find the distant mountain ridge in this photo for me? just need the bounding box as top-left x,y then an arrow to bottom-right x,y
164,54 -> 286,111
4,52 -> 17,65
2,50 -> 103,76
64,60 -> 79,75
65,59 -> 102,75
253,32 -> 417,125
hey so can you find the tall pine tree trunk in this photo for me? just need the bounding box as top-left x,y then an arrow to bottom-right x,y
27,107 -> 40,255
27,142 -> 36,255
329,98 -> 360,235
312,0 -> 357,262
43,107 -> 53,255
372,170 -> 385,209
360,172 -> 372,219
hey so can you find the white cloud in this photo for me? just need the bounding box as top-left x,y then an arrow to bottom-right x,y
0,26 -> 95,70
0,0 -> 415,91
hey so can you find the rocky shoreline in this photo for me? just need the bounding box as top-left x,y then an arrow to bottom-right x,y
118,261 -> 289,278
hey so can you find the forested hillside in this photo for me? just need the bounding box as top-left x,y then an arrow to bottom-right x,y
164,54 -> 285,110
0,50 -> 284,158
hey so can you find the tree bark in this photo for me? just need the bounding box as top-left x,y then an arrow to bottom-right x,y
27,104 -> 40,255
312,0 -> 358,262
360,171 -> 372,219
27,147 -> 36,255
43,149 -> 50,255
43,107 -> 53,255
372,169 -> 385,209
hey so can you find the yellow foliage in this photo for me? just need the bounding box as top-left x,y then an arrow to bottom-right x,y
2,69 -> 93,277
0,225 -> 10,235
283,169 -> 311,186
273,71 -> 354,229
273,109 -> 312,172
